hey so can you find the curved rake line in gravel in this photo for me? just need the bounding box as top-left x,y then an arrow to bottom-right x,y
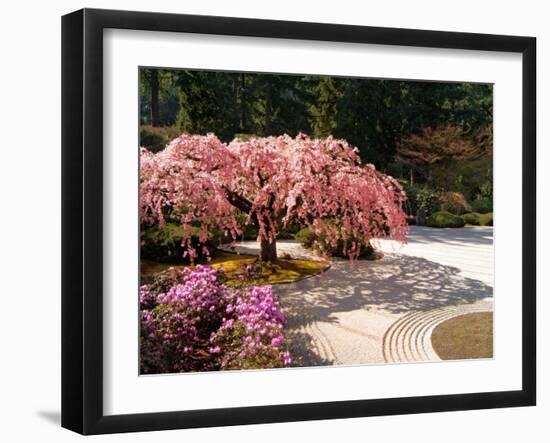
382,300 -> 493,363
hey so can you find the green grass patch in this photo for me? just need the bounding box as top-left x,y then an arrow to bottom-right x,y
431,312 -> 493,360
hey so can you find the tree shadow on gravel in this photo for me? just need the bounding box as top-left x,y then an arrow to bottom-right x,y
278,253 -> 493,330
285,330 -> 334,368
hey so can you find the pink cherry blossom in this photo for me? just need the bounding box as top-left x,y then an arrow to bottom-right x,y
140,133 -> 408,262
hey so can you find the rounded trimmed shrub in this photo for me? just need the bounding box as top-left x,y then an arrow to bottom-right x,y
461,212 -> 493,226
427,211 -> 466,228
439,192 -> 470,215
462,212 -> 482,225
140,125 -> 181,152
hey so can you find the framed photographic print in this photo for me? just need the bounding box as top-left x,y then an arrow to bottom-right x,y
61,8 -> 536,435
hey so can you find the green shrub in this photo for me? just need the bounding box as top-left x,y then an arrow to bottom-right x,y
240,224 -> 258,241
439,192 -> 470,215
427,211 -> 466,228
141,223 -> 213,263
477,180 -> 493,201
400,182 -> 420,215
331,239 -> 376,259
295,227 -> 377,259
233,133 -> 259,141
462,212 -> 481,225
226,211 -> 259,241
278,222 -> 302,240
479,212 -> 493,226
295,228 -> 316,248
140,126 -> 181,152
416,187 -> 440,216
197,222 -> 258,246
471,197 -> 493,214
462,212 -> 493,226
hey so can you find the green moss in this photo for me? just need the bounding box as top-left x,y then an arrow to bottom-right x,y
241,258 -> 328,285
141,250 -> 329,286
427,211 -> 466,228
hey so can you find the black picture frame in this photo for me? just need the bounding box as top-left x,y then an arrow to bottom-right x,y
62,8 -> 536,435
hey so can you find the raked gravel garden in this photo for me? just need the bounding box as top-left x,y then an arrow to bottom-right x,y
221,225 -> 493,367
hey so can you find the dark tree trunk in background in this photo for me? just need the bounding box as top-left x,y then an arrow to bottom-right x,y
240,73 -> 247,132
151,70 -> 160,126
265,83 -> 273,135
260,237 -> 277,262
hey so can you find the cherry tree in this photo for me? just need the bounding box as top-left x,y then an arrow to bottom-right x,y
140,133 -> 408,262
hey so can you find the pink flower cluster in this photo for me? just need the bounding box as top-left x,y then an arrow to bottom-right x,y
212,284 -> 291,368
140,265 -> 291,374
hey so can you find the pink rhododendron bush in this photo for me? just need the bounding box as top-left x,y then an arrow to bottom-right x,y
140,265 -> 291,374
140,133 -> 408,263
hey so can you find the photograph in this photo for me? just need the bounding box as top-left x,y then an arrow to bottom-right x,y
138,67 -> 494,375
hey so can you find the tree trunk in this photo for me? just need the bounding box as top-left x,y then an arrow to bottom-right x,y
265,82 -> 272,135
260,237 -> 277,262
240,73 -> 247,132
151,70 -> 160,127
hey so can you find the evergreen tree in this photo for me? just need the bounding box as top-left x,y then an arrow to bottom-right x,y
140,67 -> 493,183
310,77 -> 341,138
